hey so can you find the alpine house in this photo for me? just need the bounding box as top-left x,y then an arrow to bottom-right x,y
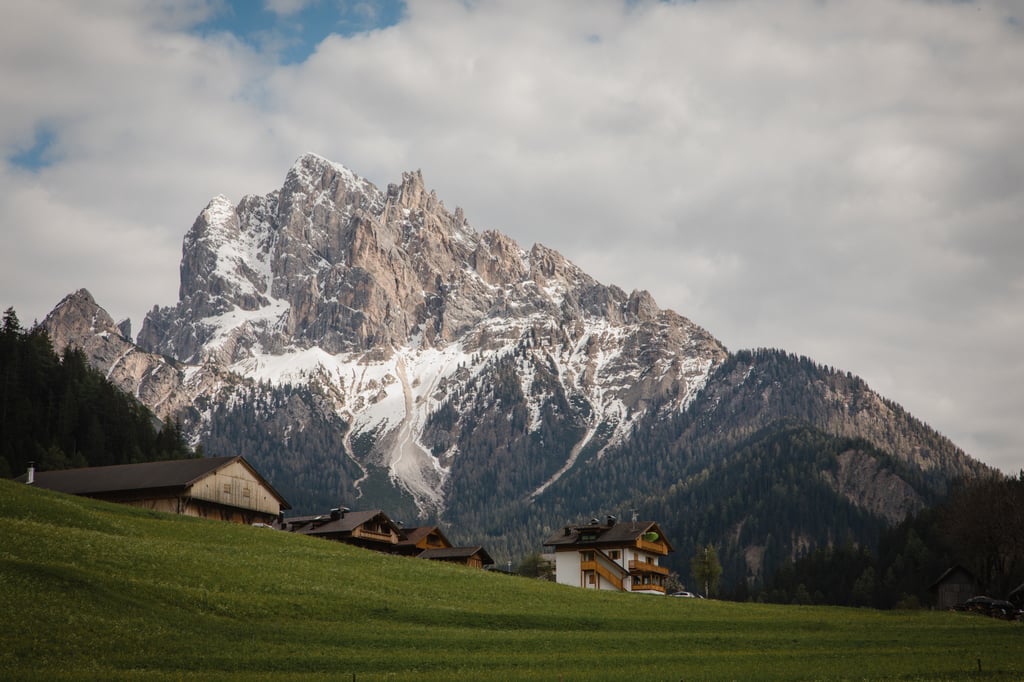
543,516 -> 673,594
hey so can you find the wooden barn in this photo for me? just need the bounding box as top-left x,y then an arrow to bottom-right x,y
930,565 -> 979,610
22,456 -> 290,524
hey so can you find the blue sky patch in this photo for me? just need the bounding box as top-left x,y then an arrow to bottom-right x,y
8,125 -> 58,171
197,0 -> 406,64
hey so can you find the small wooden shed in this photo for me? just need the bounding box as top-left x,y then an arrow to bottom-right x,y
929,565 -> 979,610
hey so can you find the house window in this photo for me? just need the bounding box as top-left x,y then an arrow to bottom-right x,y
242,487 -> 251,498
581,551 -> 595,562
588,572 -> 596,585
609,550 -> 620,560
222,483 -> 232,495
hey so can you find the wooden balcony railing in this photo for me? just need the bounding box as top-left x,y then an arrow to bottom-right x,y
630,583 -> 666,594
634,537 -> 669,554
628,560 -> 669,576
353,528 -> 396,542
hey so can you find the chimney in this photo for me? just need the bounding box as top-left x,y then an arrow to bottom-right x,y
330,508 -> 341,521
26,461 -> 35,485
606,515 -> 616,527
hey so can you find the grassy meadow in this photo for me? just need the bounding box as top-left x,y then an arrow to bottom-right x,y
1,479 -> 1021,681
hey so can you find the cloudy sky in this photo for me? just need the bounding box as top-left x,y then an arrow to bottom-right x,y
2,0 -> 1021,474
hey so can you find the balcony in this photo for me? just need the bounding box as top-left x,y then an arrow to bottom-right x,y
629,560 -> 669,576
630,583 -> 666,594
353,527 -> 396,543
634,537 -> 668,554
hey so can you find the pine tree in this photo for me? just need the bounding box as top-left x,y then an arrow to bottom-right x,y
691,544 -> 722,598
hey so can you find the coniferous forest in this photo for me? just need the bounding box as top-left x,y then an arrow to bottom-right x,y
753,472 -> 1024,608
0,307 -> 194,478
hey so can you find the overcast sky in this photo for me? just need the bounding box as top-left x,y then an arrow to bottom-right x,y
1,0 -> 1021,474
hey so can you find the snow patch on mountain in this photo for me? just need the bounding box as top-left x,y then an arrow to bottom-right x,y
124,153 -> 730,516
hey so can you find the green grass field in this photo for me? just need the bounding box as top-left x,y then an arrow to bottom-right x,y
1,479 -> 1020,681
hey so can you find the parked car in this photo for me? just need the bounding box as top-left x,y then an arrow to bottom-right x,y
670,591 -> 701,598
962,596 -> 1020,620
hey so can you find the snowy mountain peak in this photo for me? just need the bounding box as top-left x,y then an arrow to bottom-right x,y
288,152 -> 366,191
128,154 -> 729,514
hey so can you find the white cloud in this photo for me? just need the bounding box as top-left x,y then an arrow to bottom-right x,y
1,0 -> 1021,474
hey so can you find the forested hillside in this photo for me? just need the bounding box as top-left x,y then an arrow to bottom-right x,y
468,349 -> 989,590
198,380 -> 370,516
758,472 -> 1024,607
0,307 -> 194,478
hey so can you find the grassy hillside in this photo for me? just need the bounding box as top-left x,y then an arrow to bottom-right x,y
1,480 -> 1021,681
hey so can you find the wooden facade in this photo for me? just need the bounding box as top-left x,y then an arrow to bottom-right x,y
23,456 -> 290,525
930,565 -> 979,610
394,525 -> 454,556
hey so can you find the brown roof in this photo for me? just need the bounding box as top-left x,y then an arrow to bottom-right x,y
24,456 -> 290,508
396,525 -> 451,548
929,564 -> 978,591
419,546 -> 494,565
293,509 -> 397,536
543,520 -> 673,553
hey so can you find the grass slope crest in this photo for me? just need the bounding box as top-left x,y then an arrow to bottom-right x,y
1,480 -> 1021,681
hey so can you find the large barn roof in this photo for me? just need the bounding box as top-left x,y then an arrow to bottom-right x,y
22,456 -> 291,509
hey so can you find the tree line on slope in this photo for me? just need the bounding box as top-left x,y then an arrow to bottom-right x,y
750,472 -> 1024,607
0,307 -> 195,479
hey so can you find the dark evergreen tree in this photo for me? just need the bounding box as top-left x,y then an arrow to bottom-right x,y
0,307 -> 194,478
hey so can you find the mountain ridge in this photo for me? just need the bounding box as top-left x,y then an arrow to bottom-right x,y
38,153 -> 989,584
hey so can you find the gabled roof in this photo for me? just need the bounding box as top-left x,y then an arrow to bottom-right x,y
419,546 -> 494,565
929,564 -> 978,591
543,520 -> 673,553
397,525 -> 452,549
22,456 -> 290,508
293,509 -> 398,537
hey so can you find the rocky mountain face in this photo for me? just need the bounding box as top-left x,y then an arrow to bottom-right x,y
41,153 -> 989,586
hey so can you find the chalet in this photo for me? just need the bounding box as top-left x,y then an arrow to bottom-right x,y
284,508 -> 402,551
281,509 -> 494,568
20,456 -> 290,524
929,565 -> 979,610
419,546 -> 494,569
394,525 -> 454,556
543,515 -> 673,594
